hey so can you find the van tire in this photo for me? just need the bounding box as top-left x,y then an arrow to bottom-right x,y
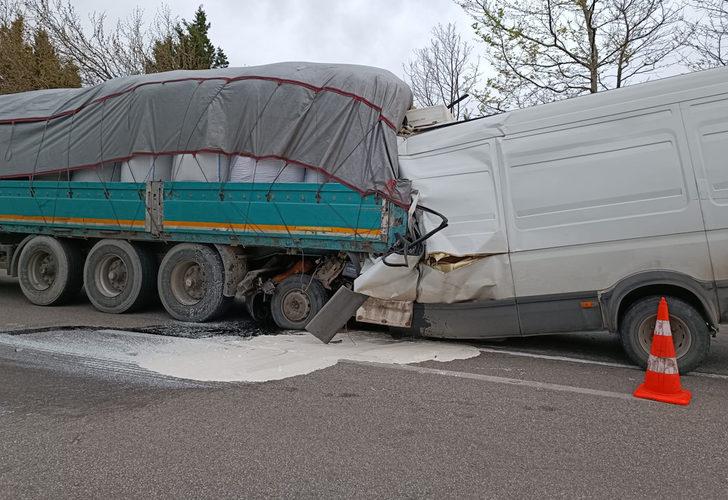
18,236 -> 83,306
619,295 -> 710,373
84,240 -> 156,314
271,274 -> 327,330
158,244 -> 228,322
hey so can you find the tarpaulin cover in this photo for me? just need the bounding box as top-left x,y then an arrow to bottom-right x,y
0,62 -> 413,205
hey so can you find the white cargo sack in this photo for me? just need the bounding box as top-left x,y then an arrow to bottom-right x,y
71,163 -> 121,182
121,156 -> 173,182
229,157 -> 305,183
172,153 -> 230,182
229,156 -> 256,182
304,167 -> 327,184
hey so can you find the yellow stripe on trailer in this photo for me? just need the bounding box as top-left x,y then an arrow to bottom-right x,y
0,214 -> 145,228
0,214 -> 382,237
165,220 -> 382,237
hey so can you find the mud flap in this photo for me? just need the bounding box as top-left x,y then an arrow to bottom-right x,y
306,287 -> 368,344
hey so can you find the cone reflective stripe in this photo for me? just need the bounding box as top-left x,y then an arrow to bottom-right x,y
647,354 -> 679,375
633,297 -> 692,406
653,318 -> 672,336
650,318 -> 677,359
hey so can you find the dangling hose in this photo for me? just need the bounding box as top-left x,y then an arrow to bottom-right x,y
382,204 -> 448,268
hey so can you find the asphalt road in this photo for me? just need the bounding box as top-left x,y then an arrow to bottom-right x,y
2,271 -> 728,498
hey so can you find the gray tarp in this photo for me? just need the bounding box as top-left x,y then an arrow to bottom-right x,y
0,62 -> 413,205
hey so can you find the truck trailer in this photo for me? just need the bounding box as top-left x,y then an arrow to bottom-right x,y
0,63 -> 419,330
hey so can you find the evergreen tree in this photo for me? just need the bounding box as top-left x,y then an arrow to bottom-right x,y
0,16 -> 33,93
146,6 -> 228,73
32,28 -> 81,89
0,15 -> 80,94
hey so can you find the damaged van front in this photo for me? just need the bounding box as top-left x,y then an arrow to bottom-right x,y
333,66 -> 728,373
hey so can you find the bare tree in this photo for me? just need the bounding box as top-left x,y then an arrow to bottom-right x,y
1,0 -> 22,25
458,0 -> 686,114
26,0 -> 172,85
685,0 -> 728,70
403,23 -> 479,119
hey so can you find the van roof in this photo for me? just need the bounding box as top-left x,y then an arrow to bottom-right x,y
504,65 -> 728,135
401,65 -> 728,155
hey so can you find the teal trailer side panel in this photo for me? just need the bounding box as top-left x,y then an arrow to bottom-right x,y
163,182 -> 388,250
0,181 -> 146,233
0,181 -> 406,253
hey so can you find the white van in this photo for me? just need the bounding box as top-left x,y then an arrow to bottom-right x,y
397,66 -> 728,372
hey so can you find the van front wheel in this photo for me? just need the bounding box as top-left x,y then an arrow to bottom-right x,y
619,295 -> 710,373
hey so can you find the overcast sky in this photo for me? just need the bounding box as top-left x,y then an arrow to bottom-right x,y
70,0 -> 477,80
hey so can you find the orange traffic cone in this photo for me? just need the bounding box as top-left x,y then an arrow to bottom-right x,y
633,297 -> 691,406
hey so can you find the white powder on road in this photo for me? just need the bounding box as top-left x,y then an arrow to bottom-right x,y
0,329 -> 479,382
138,331 -> 479,382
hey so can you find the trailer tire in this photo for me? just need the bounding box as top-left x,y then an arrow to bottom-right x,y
619,295 -> 710,374
18,236 -> 83,306
271,274 -> 327,330
158,244 -> 228,322
84,240 -> 156,314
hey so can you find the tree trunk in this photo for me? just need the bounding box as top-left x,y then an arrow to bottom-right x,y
580,1 -> 599,93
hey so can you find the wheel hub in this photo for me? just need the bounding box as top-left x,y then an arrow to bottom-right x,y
28,251 -> 56,291
170,261 -> 206,305
281,290 -> 311,323
637,314 -> 692,359
183,265 -> 205,301
96,255 -> 128,298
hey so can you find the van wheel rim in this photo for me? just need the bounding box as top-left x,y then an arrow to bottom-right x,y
27,250 -> 56,291
170,261 -> 205,306
96,255 -> 128,298
637,314 -> 692,359
281,290 -> 311,323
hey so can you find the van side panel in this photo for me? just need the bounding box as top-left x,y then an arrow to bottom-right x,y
681,94 -> 728,321
500,104 -> 711,334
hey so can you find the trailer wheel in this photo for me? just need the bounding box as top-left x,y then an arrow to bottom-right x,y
18,236 -> 83,306
158,244 -> 228,322
84,240 -> 156,314
271,274 -> 327,330
619,295 -> 710,373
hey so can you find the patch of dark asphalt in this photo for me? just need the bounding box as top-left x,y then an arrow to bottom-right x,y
128,319 -> 280,338
3,319 -> 281,339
